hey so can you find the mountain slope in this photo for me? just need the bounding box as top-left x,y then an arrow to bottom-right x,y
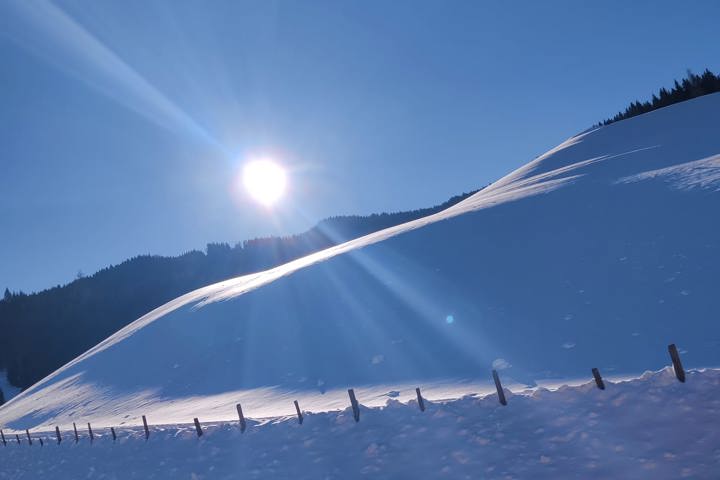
0,191 -> 475,390
2,93 -> 720,431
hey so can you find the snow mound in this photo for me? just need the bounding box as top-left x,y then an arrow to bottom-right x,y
2,93 -> 720,432
1,368 -> 718,479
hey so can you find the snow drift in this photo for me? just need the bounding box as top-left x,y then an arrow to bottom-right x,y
1,368 -> 719,479
2,94 -> 720,431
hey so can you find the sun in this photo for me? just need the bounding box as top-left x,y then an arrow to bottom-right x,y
242,159 -> 287,207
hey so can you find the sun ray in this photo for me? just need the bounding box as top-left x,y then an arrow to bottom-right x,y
1,0 -> 220,149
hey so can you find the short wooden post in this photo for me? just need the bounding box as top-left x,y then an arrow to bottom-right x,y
193,418 -> 203,438
87,422 -> 94,443
142,415 -> 150,440
25,429 -> 32,446
492,369 -> 507,406
0,428 -> 6,446
415,387 -> 426,412
348,388 -> 360,422
111,427 -> 117,442
294,400 -> 304,425
55,426 -> 62,444
236,404 -> 247,433
73,422 -> 79,443
591,368 -> 605,390
668,344 -> 686,382
39,437 -> 44,447
15,434 -> 20,444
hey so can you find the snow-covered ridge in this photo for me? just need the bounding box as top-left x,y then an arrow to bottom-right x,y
1,368 -> 718,479
2,93 -> 720,433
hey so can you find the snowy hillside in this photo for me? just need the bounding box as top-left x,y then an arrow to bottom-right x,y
2,93 -> 720,436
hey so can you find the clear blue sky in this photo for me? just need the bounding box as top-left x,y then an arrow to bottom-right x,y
1,0 -> 719,293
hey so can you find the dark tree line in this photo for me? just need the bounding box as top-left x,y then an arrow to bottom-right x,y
0,191 -> 477,390
598,69 -> 720,126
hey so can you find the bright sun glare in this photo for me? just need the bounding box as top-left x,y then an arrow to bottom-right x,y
242,159 -> 288,207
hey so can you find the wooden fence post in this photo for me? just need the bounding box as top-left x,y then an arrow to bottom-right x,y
294,400 -> 304,425
668,344 -> 686,382
88,423 -> 94,443
25,429 -> 32,446
591,368 -> 606,390
111,427 -> 117,442
193,418 -> 203,438
415,387 -> 426,412
73,422 -> 79,443
348,389 -> 360,422
492,369 -> 508,406
142,415 -> 150,440
236,404 -> 247,433
0,429 -> 6,447
55,426 -> 62,444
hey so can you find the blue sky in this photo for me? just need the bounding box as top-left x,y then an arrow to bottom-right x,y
1,0 -> 719,293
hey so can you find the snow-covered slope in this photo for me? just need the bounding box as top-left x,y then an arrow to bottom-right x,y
2,94 -> 720,433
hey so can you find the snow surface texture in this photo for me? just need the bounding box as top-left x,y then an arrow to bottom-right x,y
2,94 -> 720,438
0,368 -> 718,479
